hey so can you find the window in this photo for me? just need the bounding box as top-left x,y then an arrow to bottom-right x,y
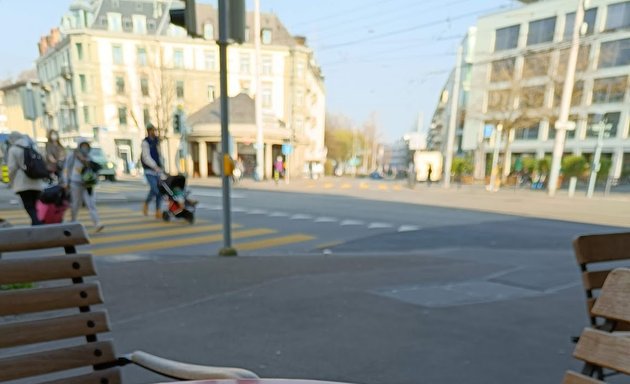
592,76 -> 628,103
527,17 -> 556,46
107,12 -> 122,32
262,85 -> 272,108
490,58 -> 515,82
76,43 -> 84,61
549,116 -> 577,139
522,52 -> 550,78
296,61 -> 305,78
203,23 -> 214,40
487,90 -> 512,111
521,86 -> 546,109
112,44 -> 123,65
494,25 -> 520,51
244,27 -> 250,42
599,38 -> 630,68
118,106 -> 127,125
240,53 -> 251,74
296,89 -> 305,107
204,50 -> 215,70
559,45 -> 590,72
207,85 -> 215,101
143,107 -> 151,125
137,47 -> 147,66
174,49 -> 184,69
133,15 -> 147,34
553,81 -> 584,107
262,54 -> 272,75
564,8 -> 597,39
606,1 -> 630,31
140,77 -> 149,97
147,20 -> 156,31
515,123 -> 540,140
262,28 -> 272,44
176,80 -> 184,98
115,76 -> 125,95
587,112 -> 620,138
83,106 -> 90,124
123,18 -> 133,31
79,74 -> 87,93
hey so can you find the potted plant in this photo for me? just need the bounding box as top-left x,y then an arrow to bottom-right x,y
452,157 -> 474,185
562,155 -> 587,197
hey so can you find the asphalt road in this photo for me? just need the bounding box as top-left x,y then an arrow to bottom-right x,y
1,180 -> 626,384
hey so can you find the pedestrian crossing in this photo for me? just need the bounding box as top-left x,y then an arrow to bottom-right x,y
0,206 -> 316,256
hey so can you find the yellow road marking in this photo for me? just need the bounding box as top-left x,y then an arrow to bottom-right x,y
341,183 -> 352,189
359,182 -> 369,189
314,240 -> 344,249
236,234 -> 315,251
323,183 -> 334,189
91,228 -> 276,256
102,221 -> 205,233
393,185 -> 402,191
377,184 -> 388,191
91,224 -> 226,245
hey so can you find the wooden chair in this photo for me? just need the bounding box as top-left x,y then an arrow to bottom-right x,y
0,223 -> 258,383
562,268 -> 630,383
573,232 -> 630,331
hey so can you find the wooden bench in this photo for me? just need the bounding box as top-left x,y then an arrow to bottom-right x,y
562,268 -> 630,383
573,233 -> 630,331
0,223 -> 258,383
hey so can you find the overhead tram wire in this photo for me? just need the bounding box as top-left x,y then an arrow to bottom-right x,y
319,4 -> 509,51
292,0 -> 395,28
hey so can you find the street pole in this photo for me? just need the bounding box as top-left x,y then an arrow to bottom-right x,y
218,0 -> 235,256
443,44 -> 463,189
586,121 -> 607,198
548,0 -> 585,196
254,0 -> 264,181
487,124 -> 503,192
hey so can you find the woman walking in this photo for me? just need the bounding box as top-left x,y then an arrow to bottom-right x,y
7,132 -> 43,225
45,129 -> 66,178
63,139 -> 104,232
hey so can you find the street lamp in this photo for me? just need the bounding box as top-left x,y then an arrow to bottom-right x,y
586,119 -> 612,198
487,123 -> 503,192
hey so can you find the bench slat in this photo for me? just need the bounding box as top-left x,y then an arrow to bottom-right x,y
582,270 -> 611,291
0,254 -> 96,285
562,371 -> 603,384
591,268 -> 630,324
0,341 -> 116,381
0,223 -> 89,253
573,233 -> 630,264
0,282 -> 103,316
40,367 -> 122,384
574,328 -> 630,375
0,311 -> 110,349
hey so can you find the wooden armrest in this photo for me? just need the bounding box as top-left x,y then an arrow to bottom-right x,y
126,350 -> 259,380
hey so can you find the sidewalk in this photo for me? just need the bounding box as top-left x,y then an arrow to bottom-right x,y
186,176 -> 630,228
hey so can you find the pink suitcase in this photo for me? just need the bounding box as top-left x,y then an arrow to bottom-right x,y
36,200 -> 69,224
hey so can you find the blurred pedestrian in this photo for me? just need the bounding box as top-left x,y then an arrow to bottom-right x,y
64,139 -> 103,232
7,131 -> 44,225
407,161 -> 415,189
45,129 -> 66,178
274,156 -> 284,184
427,164 -> 433,187
141,124 -> 163,218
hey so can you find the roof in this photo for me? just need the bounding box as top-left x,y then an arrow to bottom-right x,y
188,93 -> 256,126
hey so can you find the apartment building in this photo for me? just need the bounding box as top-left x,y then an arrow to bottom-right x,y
36,0 -> 325,177
435,0 -> 630,181
0,71 -> 46,141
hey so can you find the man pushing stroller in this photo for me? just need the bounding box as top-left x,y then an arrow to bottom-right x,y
141,123 -> 164,219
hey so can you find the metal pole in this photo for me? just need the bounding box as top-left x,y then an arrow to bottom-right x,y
254,0 -> 264,181
488,124 -> 503,191
444,45 -> 463,189
548,0 -> 585,196
586,122 -> 605,198
218,0 -> 235,255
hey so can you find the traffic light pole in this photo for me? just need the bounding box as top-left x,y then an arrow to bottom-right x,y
218,0 -> 235,256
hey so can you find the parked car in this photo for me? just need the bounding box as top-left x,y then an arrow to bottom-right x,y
90,146 -> 116,181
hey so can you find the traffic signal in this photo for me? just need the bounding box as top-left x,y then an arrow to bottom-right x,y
169,0 -> 198,37
173,112 -> 182,134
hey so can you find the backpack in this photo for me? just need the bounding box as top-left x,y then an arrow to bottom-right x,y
18,145 -> 50,179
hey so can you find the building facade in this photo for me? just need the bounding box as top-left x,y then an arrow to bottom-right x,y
460,0 -> 630,181
36,0 -> 325,177
0,71 -> 46,141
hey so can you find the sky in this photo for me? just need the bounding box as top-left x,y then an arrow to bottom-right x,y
0,0 -> 519,141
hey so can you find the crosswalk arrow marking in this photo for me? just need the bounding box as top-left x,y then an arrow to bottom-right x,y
398,225 -> 421,232
368,222 -> 393,229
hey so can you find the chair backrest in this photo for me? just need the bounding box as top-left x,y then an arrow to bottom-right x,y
0,224 -> 121,384
572,232 -> 630,329
563,268 -> 630,384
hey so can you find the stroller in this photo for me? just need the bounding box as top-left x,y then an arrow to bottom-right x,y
158,174 -> 196,224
